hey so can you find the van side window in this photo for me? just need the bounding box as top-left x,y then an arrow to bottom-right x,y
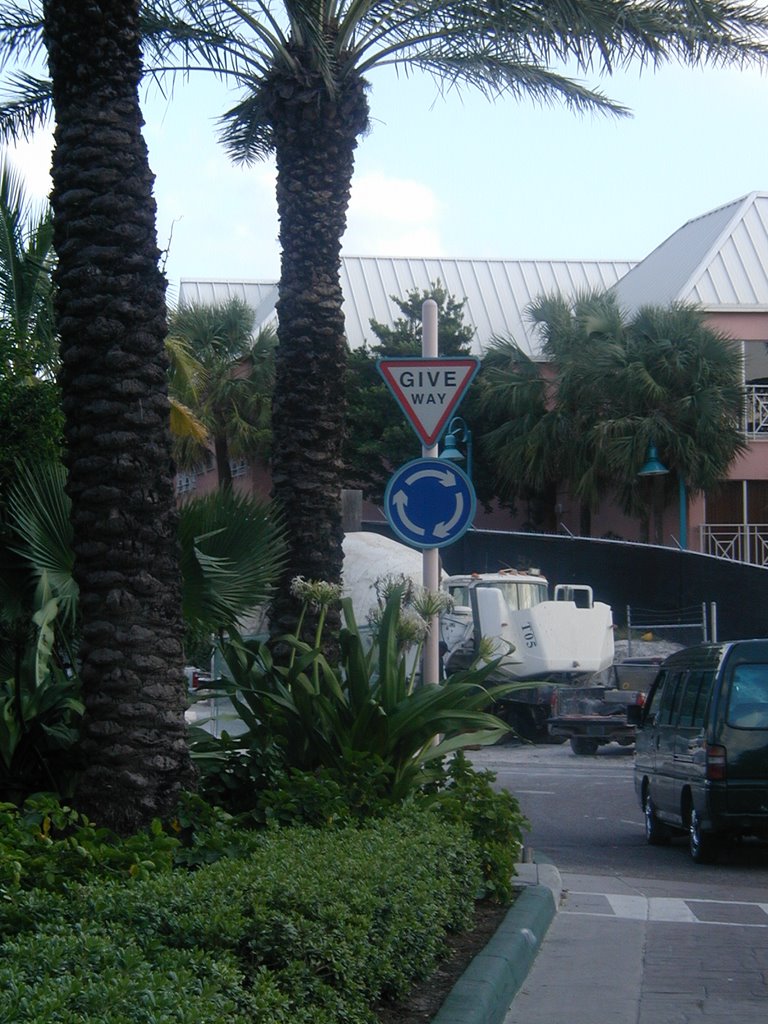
657,670 -> 685,725
726,663 -> 768,729
677,670 -> 714,729
643,673 -> 666,722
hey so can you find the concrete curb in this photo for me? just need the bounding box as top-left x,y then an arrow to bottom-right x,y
431,862 -> 562,1024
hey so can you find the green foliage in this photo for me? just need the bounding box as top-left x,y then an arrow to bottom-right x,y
0,155 -> 57,382
0,378 -> 62,500
167,298 -> 276,485
479,292 -> 747,533
178,487 -> 287,634
192,587 -> 514,816
0,577 -> 82,802
430,752 -> 529,902
0,794 -> 179,895
0,812 -> 482,1024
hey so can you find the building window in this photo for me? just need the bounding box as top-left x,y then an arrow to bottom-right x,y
176,472 -> 197,495
230,458 -> 248,479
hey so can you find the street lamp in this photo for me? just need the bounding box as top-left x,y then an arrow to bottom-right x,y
637,444 -> 669,478
637,443 -> 687,549
439,416 -> 473,479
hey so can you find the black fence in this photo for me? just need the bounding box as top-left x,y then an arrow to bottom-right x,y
362,523 -> 768,642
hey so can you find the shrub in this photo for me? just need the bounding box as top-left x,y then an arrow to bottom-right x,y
429,752 -> 530,902
0,813 -> 481,1024
0,794 -> 179,895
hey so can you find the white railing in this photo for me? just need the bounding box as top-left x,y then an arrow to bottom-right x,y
743,385 -> 768,436
699,524 -> 768,566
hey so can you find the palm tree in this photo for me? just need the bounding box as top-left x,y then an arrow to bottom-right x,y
41,0 -> 193,831
479,291 -> 746,540
3,1 -> 768,636
167,297 -> 275,491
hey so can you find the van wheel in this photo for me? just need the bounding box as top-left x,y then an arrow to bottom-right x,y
689,809 -> 717,864
644,795 -> 670,846
570,737 -> 599,755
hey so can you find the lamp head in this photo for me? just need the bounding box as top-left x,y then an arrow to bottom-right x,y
439,433 -> 465,464
638,444 -> 669,477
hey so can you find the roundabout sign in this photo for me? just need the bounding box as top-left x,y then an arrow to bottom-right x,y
384,457 -> 476,549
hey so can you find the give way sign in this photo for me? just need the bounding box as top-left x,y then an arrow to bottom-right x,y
377,357 -> 480,446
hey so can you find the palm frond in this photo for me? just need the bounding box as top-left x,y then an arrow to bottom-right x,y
5,461 -> 78,627
178,488 -> 287,631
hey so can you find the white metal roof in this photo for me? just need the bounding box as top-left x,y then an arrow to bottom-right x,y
612,192 -> 768,313
180,256 -> 635,360
178,192 -> 768,356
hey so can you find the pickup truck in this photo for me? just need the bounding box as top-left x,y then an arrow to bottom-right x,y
547,658 -> 663,754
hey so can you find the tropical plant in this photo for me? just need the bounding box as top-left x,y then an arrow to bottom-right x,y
1,461 -> 286,803
478,291 -> 747,538
191,582 -> 520,816
0,152 -> 56,381
178,486 -> 287,634
167,298 -> 276,490
0,573 -> 83,801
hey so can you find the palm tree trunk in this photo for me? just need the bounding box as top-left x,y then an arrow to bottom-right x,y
44,0 -> 193,831
214,434 -> 233,490
267,63 -> 368,640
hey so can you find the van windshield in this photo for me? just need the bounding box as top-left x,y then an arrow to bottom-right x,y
726,663 -> 768,729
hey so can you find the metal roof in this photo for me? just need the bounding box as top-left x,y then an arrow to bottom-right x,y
613,192 -> 768,313
178,193 -> 768,356
180,256 -> 635,360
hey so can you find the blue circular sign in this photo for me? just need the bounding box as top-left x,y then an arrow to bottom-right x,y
384,458 -> 476,549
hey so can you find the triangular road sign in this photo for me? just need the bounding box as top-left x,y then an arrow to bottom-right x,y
377,357 -> 480,446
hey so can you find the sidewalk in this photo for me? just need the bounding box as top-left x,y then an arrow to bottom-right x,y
434,865 -> 768,1024
505,871 -> 768,1024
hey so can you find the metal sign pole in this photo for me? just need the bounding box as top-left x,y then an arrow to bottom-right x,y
422,299 -> 440,685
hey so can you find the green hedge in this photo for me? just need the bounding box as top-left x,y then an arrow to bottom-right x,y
0,813 -> 482,1024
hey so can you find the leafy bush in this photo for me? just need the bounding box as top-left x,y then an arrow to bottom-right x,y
0,794 -> 179,895
430,751 -> 529,901
0,813 -> 482,1024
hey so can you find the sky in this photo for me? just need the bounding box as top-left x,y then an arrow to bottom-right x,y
8,56 -> 768,308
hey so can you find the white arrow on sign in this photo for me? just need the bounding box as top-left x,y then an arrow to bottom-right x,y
377,357 -> 480,446
391,490 -> 426,536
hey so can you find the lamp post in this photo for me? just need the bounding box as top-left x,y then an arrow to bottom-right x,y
439,416 -> 473,479
637,443 -> 688,549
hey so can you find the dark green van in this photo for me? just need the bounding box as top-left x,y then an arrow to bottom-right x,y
633,640 -> 768,862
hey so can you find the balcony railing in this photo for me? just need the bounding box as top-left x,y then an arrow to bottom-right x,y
743,385 -> 768,436
699,524 -> 768,566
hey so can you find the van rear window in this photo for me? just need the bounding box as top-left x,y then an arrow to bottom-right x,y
726,663 -> 768,729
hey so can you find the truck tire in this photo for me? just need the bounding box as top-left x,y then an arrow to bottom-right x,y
570,736 -> 599,755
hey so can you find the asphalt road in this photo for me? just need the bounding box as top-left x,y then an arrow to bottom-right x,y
467,740 -> 768,891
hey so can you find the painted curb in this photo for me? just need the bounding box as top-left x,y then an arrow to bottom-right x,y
431,881 -> 558,1024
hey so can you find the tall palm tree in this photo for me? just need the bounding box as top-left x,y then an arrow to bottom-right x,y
41,0 -> 193,831
3,1 -> 768,635
167,297 -> 275,491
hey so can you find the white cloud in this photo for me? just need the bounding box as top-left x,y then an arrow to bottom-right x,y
345,171 -> 442,256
